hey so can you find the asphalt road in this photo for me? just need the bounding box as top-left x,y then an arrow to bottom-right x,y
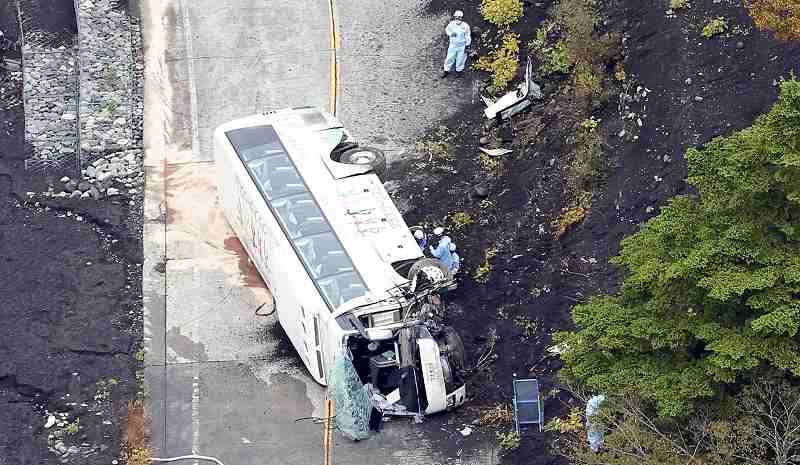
140,1 -> 480,464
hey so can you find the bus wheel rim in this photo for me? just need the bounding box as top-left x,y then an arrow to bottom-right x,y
349,151 -> 376,164
421,266 -> 445,282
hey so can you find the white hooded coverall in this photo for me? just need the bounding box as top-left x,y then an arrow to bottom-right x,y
444,19 -> 471,72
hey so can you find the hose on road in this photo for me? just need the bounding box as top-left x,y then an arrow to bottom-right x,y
151,455 -> 226,465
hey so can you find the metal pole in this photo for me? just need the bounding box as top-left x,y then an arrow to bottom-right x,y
323,398 -> 334,465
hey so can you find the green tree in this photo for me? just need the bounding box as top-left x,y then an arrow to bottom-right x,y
557,79 -> 800,416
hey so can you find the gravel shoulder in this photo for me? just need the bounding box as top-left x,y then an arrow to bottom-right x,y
0,1 -> 144,463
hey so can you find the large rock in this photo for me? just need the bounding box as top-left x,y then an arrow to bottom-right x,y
97,170 -> 114,182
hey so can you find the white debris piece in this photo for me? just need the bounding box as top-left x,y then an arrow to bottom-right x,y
478,147 -> 514,157
459,426 -> 473,437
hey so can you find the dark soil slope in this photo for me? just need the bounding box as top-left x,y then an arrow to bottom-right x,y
0,2 -> 143,463
403,1 -> 800,464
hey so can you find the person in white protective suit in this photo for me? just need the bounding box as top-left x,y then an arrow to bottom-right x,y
441,10 -> 471,78
448,243 -> 460,275
429,227 -> 455,270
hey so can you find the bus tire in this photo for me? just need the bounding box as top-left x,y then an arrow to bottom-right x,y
339,147 -> 387,176
407,257 -> 452,286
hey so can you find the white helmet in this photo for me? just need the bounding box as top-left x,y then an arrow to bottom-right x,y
413,229 -> 424,240
433,227 -> 445,236
449,243 -> 457,252
454,10 -> 464,19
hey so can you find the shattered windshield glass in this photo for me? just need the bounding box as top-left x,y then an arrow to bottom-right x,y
328,350 -> 373,440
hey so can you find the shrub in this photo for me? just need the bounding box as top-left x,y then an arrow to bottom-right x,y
497,430 -> 522,450
65,418 -> 80,435
614,62 -> 627,81
556,80 -> 800,416
514,315 -> 541,337
553,204 -> 588,239
474,247 -> 498,283
126,448 -> 153,465
479,404 -> 514,425
123,400 -> 151,465
573,63 -> 602,99
746,0 -> 800,41
702,17 -> 728,38
544,407 -> 584,433
538,40 -> 573,76
475,33 -> 521,90
670,0 -> 691,10
568,129 -> 603,194
447,211 -> 475,231
550,0 -> 619,108
580,116 -> 600,132
480,0 -> 524,27
554,0 -> 600,65
416,126 -> 455,161
479,152 -> 505,176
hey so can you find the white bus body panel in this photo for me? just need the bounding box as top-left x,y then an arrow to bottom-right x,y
215,126 -> 332,384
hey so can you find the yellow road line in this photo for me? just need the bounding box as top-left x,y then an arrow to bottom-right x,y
328,0 -> 339,115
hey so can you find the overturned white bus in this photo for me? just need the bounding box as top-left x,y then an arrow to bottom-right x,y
214,107 -> 467,419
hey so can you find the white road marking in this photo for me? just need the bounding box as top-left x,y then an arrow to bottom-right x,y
191,370 -> 201,465
179,0 -> 200,160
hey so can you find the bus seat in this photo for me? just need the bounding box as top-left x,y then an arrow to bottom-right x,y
298,218 -> 327,237
293,202 -> 321,221
319,280 -> 341,306
271,165 -> 294,175
340,285 -> 366,303
295,238 -> 317,263
319,253 -> 353,276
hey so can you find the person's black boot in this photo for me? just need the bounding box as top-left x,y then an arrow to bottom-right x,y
440,71 -> 449,79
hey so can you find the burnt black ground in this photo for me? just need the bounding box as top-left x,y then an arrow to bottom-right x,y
402,1 -> 800,464
0,2 -> 142,464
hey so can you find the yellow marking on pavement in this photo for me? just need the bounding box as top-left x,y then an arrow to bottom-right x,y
328,0 -> 339,115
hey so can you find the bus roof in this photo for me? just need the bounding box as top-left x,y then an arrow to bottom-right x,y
216,108 -> 422,312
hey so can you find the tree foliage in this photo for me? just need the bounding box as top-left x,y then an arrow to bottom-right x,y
550,381 -> 800,465
548,390 -> 768,465
557,79 -> 800,416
